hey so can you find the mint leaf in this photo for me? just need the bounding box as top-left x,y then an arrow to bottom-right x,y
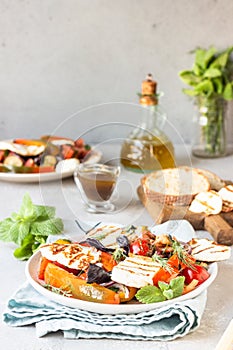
193,63 -> 202,76
195,48 -> 207,69
8,222 -> 22,244
179,70 -> 201,85
223,82 -> 233,100
31,235 -> 47,253
18,193 -> 35,220
135,285 -> 166,303
182,88 -> 199,96
163,289 -> 174,300
33,205 -> 56,220
157,281 -> 170,292
210,47 -> 233,68
0,218 -> 15,242
169,276 -> 185,298
0,193 -> 64,260
203,68 -> 221,78
17,222 -> 30,245
33,235 -> 48,245
159,277 -> 185,300
194,80 -> 214,96
136,276 -> 185,304
213,78 -> 223,94
5,221 -> 30,245
13,234 -> 34,260
179,46 -> 233,101
30,218 -> 64,236
203,46 -> 217,68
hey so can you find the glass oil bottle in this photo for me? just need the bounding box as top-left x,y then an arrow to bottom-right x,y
120,74 -> 175,173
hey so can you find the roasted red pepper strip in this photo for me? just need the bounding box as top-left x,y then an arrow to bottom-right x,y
152,254 -> 189,286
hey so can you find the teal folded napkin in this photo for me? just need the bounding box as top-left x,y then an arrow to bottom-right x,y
3,283 -> 207,341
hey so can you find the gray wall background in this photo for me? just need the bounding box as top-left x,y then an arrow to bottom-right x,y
0,0 -> 232,146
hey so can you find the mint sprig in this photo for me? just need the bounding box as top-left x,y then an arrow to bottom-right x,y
0,193 -> 64,260
135,276 -> 185,304
179,46 -> 233,100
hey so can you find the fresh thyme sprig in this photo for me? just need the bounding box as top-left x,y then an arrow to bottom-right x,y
112,247 -> 127,263
169,236 -> 196,270
152,252 -> 174,274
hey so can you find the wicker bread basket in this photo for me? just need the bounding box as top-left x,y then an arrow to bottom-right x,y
141,167 -> 210,206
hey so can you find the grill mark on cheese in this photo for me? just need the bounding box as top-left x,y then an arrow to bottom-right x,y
116,265 -> 153,277
117,262 -> 160,273
195,199 -> 215,211
226,186 -> 233,193
89,226 -> 122,237
192,246 -> 229,254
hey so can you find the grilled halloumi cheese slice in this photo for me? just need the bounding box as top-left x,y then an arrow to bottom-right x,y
189,190 -> 222,215
111,255 -> 161,288
39,243 -> 101,271
189,238 -> 231,262
0,140 -> 45,156
86,224 -> 148,248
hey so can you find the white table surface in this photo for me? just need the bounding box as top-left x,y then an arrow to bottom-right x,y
0,144 -> 232,350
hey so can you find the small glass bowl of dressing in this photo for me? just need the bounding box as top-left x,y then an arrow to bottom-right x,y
74,163 -> 121,213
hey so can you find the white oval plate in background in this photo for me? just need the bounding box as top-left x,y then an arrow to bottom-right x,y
0,149 -> 102,183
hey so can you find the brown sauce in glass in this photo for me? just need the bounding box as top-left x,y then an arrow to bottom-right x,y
78,171 -> 117,202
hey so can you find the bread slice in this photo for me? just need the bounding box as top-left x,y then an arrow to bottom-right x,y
141,167 -> 210,206
195,168 -> 225,191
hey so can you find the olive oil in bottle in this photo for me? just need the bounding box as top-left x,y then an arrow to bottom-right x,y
120,74 -> 175,173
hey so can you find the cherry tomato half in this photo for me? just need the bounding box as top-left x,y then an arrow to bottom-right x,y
130,238 -> 150,256
181,265 -> 210,286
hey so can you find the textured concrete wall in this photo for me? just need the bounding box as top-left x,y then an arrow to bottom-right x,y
0,0 -> 232,145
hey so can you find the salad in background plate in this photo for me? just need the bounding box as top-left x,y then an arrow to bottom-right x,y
0,136 -> 102,182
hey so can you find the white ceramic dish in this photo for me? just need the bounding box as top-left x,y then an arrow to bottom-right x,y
25,250 -> 217,315
0,150 -> 102,183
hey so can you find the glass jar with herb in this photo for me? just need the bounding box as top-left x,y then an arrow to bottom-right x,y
179,46 -> 233,158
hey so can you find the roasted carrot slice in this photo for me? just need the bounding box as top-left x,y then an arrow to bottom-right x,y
118,287 -> 137,303
182,279 -> 199,295
100,251 -> 117,272
38,257 -> 50,280
13,139 -> 45,147
44,262 -> 120,304
38,166 -> 55,173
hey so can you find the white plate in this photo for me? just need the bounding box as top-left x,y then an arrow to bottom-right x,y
0,150 -> 102,183
25,249 -> 218,315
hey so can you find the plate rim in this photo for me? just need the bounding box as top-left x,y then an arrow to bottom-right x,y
25,249 -> 218,315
